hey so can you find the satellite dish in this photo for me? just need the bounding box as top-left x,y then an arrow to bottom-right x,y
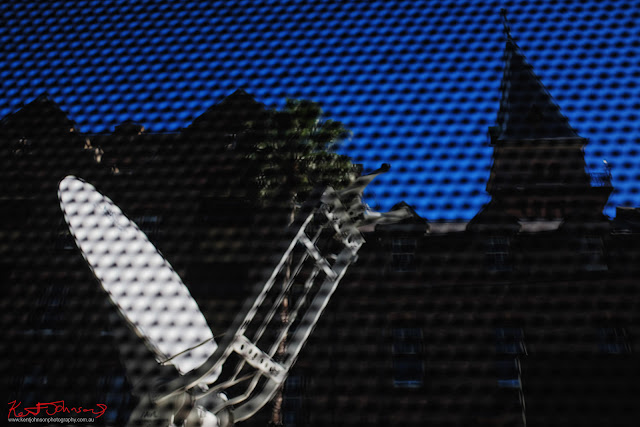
58,176 -> 220,379
58,176 -> 224,426
57,165 -> 404,426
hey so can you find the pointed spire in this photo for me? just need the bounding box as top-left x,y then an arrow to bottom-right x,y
500,8 -> 512,40
496,11 -> 578,140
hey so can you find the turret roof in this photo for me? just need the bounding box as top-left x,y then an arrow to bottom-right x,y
497,12 -> 579,140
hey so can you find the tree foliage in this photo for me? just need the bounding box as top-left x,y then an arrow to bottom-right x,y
250,99 -> 354,208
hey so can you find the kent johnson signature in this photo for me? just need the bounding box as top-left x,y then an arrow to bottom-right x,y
8,400 -> 107,419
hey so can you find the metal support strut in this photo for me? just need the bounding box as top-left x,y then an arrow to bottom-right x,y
156,186 -> 366,423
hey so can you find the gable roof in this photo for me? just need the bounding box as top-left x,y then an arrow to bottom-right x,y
0,93 -> 78,139
185,89 -> 267,136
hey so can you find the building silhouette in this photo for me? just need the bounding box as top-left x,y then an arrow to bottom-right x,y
3,21 -> 640,427
2,90 -> 280,425
295,23 -> 639,427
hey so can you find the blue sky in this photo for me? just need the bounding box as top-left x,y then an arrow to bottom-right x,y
2,0 -> 639,219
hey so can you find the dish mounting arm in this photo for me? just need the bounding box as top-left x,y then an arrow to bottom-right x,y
156,186 -> 364,422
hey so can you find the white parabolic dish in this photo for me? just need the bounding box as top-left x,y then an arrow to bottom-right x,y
58,176 -> 220,382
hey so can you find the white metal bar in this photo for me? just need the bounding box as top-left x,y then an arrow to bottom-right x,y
298,234 -> 337,279
231,335 -> 285,382
157,187 -> 367,422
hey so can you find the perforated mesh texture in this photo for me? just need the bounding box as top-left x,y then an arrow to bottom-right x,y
3,1 -> 640,426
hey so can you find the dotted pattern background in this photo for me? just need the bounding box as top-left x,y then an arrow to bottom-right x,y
1,0 -> 639,219
3,1 -> 640,427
